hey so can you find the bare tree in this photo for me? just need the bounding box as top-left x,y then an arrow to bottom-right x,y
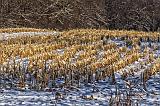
0,0 -> 160,31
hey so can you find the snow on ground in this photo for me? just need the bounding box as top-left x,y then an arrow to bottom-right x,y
0,32 -> 160,106
0,31 -> 59,40
0,72 -> 160,106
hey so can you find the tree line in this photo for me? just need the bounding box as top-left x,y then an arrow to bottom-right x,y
0,0 -> 160,31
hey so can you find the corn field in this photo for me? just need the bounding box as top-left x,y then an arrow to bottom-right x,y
0,28 -> 160,105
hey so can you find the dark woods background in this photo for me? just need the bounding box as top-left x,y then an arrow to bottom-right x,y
0,0 -> 160,31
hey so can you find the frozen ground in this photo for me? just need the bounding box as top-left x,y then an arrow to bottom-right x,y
0,32 -> 160,106
0,72 -> 160,106
1,54 -> 159,105
0,31 -> 59,40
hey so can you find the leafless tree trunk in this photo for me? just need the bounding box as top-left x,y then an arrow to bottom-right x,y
0,0 -> 160,31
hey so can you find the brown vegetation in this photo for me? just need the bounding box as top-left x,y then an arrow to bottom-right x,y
0,0 -> 160,31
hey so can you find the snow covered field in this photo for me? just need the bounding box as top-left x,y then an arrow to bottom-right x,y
0,31 -> 59,40
0,30 -> 160,106
1,73 -> 160,106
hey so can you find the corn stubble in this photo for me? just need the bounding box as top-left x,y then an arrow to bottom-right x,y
0,28 -> 160,104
